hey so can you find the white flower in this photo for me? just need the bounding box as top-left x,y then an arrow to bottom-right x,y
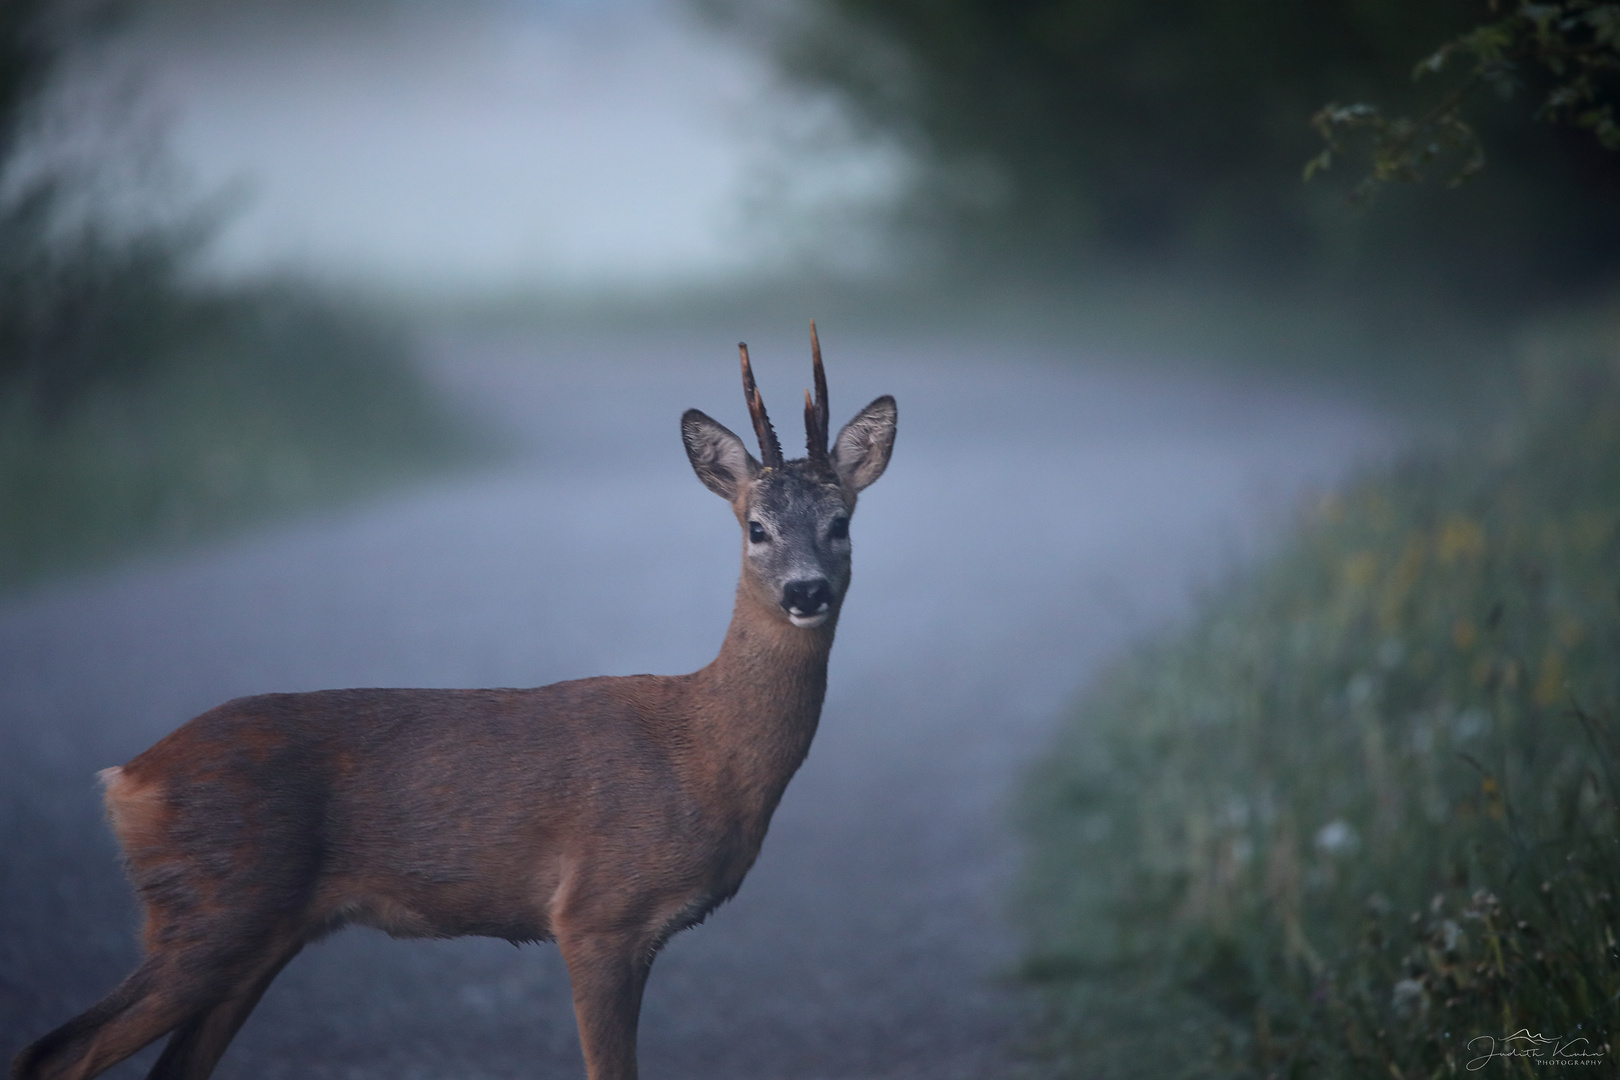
1314,819 -> 1360,856
1391,978 -> 1427,1016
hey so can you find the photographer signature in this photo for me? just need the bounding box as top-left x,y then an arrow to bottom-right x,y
1466,1029 -> 1605,1070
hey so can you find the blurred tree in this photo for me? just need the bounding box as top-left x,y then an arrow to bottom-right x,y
1309,2 -> 1620,202
0,0 -> 54,166
0,0 -> 465,590
709,0 -> 1620,307
0,0 -> 197,419
0,0 -> 137,182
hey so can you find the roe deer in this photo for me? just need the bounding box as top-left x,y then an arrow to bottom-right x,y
11,325 -> 897,1080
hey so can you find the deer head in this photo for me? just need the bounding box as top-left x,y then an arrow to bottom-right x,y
681,323 -> 897,628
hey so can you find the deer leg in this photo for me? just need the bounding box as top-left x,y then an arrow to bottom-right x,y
142,939 -> 303,1080
558,933 -> 653,1080
11,954 -> 205,1080
10,961 -> 151,1080
11,929 -> 299,1080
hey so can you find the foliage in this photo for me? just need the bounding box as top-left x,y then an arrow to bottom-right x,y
709,0 -> 1620,305
1018,325 -> 1620,1076
0,190 -> 203,420
0,0 -> 470,592
0,0 -> 53,164
0,183 -> 469,593
1309,1 -> 1620,202
0,282 -> 469,592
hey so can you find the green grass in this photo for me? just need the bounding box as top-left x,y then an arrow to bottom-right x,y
1018,318 -> 1620,1077
0,282 -> 474,594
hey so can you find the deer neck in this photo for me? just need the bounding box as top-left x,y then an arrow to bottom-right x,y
687,581 -> 836,821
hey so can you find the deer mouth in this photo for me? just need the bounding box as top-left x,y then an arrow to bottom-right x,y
786,608 -> 831,629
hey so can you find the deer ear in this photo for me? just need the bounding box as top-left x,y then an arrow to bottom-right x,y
683,409 -> 759,500
831,395 -> 896,492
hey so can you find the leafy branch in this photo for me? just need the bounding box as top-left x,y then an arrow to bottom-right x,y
1306,1 -> 1620,202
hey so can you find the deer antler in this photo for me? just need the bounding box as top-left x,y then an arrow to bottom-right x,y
804,320 -> 830,469
739,342 -> 783,469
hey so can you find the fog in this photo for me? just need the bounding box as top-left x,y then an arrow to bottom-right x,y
2,4 -> 1404,1078
101,0 -> 908,297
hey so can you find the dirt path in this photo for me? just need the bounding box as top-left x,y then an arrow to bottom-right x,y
0,328 -> 1387,1079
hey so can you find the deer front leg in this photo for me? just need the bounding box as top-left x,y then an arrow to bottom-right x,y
557,931 -> 653,1080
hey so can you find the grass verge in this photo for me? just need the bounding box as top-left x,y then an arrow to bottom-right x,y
1018,316 -> 1620,1077
0,280 -> 472,595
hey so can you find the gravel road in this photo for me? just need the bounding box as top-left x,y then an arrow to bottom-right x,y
0,327 -> 1387,1079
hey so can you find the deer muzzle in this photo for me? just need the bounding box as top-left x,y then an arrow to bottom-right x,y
781,578 -> 834,627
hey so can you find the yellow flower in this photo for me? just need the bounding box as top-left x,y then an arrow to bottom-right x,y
1343,551 -> 1377,590
1481,776 -> 1507,823
1533,649 -> 1565,708
1556,615 -> 1585,649
1437,516 -> 1486,563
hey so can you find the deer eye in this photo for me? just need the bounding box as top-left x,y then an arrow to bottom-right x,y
828,517 -> 849,541
749,521 -> 767,543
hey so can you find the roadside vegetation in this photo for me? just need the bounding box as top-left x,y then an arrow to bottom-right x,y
710,0 -> 1620,324
1017,317 -> 1620,1077
0,1 -> 469,594
0,260 -> 466,591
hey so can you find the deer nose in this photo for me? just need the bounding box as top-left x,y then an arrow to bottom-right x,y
781,578 -> 833,617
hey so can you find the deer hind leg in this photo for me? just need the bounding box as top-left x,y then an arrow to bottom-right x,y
557,932 -> 655,1080
11,948 -> 215,1080
9,958 -> 168,1080
11,926 -> 304,1080
142,937 -> 303,1080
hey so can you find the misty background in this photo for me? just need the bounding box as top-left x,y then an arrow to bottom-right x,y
63,0 -> 913,297
2,0 -> 1617,1077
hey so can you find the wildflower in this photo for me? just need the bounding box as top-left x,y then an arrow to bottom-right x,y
1314,820 -> 1360,855
1437,516 -> 1486,562
1391,978 -> 1427,1017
